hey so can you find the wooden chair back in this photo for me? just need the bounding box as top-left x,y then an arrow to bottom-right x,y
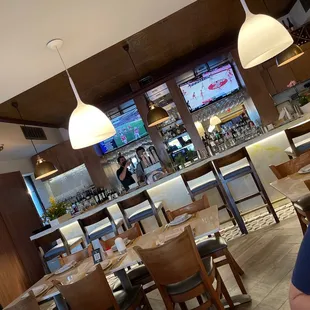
100,223 -> 142,250
285,121 -> 310,156
117,191 -> 151,210
213,147 -> 249,169
33,229 -> 67,254
53,265 -> 120,310
269,150 -> 310,179
134,226 -> 220,309
166,194 -> 210,222
59,246 -> 91,266
6,291 -> 40,310
293,189 -> 310,235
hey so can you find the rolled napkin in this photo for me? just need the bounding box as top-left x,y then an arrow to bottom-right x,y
115,237 -> 127,254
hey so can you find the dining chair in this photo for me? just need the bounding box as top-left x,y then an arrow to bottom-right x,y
269,149 -> 310,179
78,208 -> 124,243
33,229 -> 85,273
59,246 -> 91,266
284,121 -> 310,158
6,291 -> 40,310
269,154 -> 310,235
181,162 -> 236,226
100,223 -> 156,294
117,190 -> 169,234
166,194 -> 247,295
134,226 -> 234,310
213,147 -> 279,234
53,264 -> 152,310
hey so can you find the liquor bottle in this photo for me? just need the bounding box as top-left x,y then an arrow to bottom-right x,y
287,18 -> 294,31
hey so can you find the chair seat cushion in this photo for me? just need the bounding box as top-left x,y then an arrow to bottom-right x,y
128,202 -> 163,223
191,179 -> 218,195
44,237 -> 83,259
295,194 -> 310,212
113,265 -> 151,291
223,165 -> 251,180
196,236 -> 227,258
166,257 -> 213,295
88,218 -> 123,241
114,286 -> 142,310
285,139 -> 310,156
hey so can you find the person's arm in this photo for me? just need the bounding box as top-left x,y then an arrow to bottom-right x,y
289,226 -> 310,309
135,162 -> 144,183
290,283 -> 310,310
119,162 -> 130,181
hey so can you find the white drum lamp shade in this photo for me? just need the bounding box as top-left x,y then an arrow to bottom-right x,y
238,0 -> 293,69
69,100 -> 116,149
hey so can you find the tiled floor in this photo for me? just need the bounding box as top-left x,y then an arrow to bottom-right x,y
41,206 -> 302,309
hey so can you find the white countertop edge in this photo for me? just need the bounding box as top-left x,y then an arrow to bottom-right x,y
30,114 -> 310,241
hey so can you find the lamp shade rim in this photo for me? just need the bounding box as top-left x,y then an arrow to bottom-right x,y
276,44 -> 304,67
147,106 -> 169,127
34,160 -> 58,180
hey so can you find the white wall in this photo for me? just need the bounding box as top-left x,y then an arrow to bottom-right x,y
280,0 -> 310,27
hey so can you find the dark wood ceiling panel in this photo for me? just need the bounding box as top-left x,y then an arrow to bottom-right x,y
0,0 -> 296,127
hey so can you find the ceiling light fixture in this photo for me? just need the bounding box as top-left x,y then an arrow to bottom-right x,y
12,102 -> 58,180
238,0 -> 293,69
276,44 -> 304,67
47,39 -> 116,149
123,43 -> 169,127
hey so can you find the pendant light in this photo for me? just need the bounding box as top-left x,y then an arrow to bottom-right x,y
123,43 -> 169,127
276,44 -> 304,67
238,0 -> 293,69
208,115 -> 221,133
12,102 -> 58,180
47,39 -> 116,149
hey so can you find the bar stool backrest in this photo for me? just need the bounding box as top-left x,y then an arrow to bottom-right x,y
118,191 -> 153,210
285,121 -> 310,156
78,208 -> 114,235
213,148 -> 249,169
181,162 -> 214,182
33,229 -> 66,254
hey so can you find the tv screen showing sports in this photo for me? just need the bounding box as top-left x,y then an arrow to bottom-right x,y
180,63 -> 239,113
98,108 -> 148,154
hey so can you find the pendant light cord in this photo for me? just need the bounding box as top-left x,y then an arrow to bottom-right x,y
55,46 -> 81,102
12,103 -> 39,154
123,43 -> 140,79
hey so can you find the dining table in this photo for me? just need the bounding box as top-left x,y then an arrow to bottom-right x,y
270,171 -> 310,202
4,205 -> 251,309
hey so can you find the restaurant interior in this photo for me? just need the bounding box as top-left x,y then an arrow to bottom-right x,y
3,0 -> 310,309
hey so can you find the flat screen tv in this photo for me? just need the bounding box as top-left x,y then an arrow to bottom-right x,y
179,63 -> 240,113
98,108 -> 148,154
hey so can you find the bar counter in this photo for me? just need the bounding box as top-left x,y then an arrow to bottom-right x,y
31,114 -> 310,242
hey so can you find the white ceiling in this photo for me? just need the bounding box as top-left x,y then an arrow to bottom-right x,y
0,0 -> 195,104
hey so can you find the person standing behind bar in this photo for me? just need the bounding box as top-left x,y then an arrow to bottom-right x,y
116,155 -> 135,191
135,146 -> 146,184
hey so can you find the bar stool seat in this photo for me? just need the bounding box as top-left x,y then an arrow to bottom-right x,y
128,202 -> 163,223
196,236 -> 227,258
88,218 -> 124,241
284,138 -> 310,158
166,256 -> 213,296
190,179 -> 218,194
222,164 -> 251,181
44,236 -> 84,259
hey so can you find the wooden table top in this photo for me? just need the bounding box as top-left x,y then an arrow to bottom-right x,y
5,206 -> 219,309
270,172 -> 310,202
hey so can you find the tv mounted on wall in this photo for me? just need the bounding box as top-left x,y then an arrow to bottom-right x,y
179,63 -> 240,113
98,107 -> 148,154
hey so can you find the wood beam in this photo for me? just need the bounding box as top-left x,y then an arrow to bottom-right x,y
0,116 -> 59,128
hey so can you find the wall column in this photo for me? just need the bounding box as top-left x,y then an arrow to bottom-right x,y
166,79 -> 206,155
231,49 -> 279,125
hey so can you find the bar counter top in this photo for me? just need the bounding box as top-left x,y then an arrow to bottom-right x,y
30,113 -> 310,241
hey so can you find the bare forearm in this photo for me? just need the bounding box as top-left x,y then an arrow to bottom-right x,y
119,169 -> 127,181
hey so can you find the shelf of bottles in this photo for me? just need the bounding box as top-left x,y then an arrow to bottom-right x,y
281,17 -> 310,46
202,113 -> 263,156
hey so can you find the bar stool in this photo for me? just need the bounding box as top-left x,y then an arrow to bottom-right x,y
78,208 -> 124,244
181,162 -> 236,225
213,147 -> 279,234
284,121 -> 310,158
117,190 -> 169,234
33,229 -> 85,273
